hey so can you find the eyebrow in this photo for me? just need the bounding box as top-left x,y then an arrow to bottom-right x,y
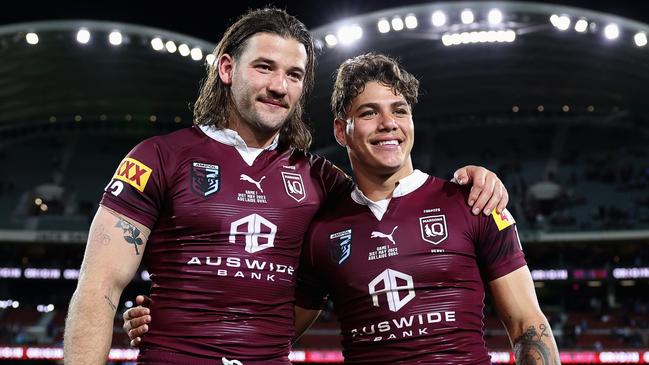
355,101 -> 409,111
252,57 -> 305,75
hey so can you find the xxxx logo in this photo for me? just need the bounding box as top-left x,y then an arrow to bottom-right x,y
113,157 -> 152,192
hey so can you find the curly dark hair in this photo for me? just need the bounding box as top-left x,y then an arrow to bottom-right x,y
194,8 -> 315,149
331,53 -> 419,120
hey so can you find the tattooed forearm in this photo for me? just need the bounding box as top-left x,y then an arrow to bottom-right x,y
513,324 -> 557,365
115,219 -> 144,255
104,295 -> 117,311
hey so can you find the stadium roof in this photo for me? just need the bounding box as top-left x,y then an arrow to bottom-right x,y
307,2 -> 649,149
0,1 -> 648,149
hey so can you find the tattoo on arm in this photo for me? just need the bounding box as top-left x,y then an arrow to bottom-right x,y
513,324 -> 554,365
104,295 -> 117,311
115,219 -> 144,255
90,224 -> 112,246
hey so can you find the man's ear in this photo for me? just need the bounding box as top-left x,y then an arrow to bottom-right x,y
217,54 -> 234,85
334,118 -> 348,147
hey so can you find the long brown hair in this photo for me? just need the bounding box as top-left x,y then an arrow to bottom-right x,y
194,8 -> 315,149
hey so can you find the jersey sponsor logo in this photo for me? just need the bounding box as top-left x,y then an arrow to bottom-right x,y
104,180 -> 124,196
371,226 -> 398,245
419,215 -> 448,245
237,174 -> 268,204
350,310 -> 457,342
281,172 -> 306,202
186,256 -> 294,282
222,357 -> 243,365
240,174 -> 266,192
368,226 -> 399,261
492,208 -> 516,231
190,162 -> 220,197
368,268 -> 415,312
112,157 -> 152,192
229,213 -> 277,253
329,229 -> 352,264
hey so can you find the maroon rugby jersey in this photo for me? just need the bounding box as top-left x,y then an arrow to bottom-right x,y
297,170 -> 526,364
100,125 -> 351,364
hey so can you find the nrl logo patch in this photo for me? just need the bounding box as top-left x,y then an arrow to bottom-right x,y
190,162 -> 220,198
329,229 -> 352,264
419,215 -> 448,245
281,171 -> 306,202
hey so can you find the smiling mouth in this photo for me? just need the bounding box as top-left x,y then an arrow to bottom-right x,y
371,139 -> 401,146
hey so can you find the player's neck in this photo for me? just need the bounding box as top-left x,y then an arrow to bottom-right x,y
228,116 -> 279,149
354,165 -> 414,202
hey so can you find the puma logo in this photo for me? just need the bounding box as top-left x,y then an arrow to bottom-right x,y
370,226 -> 398,245
240,174 -> 266,192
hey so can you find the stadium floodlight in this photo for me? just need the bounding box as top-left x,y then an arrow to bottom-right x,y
109,31 -> 122,46
441,30 -> 515,46
178,43 -> 190,56
634,32 -> 648,47
26,32 -> 39,45
190,47 -> 203,61
337,25 -> 362,45
503,29 -> 516,42
488,9 -> 503,25
206,53 -> 216,66
76,28 -> 91,44
405,14 -> 418,29
151,37 -> 164,51
575,19 -> 588,33
604,23 -> 619,40
378,18 -> 390,33
549,14 -> 559,27
556,15 -> 570,31
461,9 -> 474,24
391,17 -> 404,31
12,301 -> 19,308
165,40 -> 177,53
431,10 -> 446,27
324,34 -> 338,47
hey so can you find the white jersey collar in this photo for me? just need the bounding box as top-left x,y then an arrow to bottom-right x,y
351,169 -> 429,221
199,124 -> 279,166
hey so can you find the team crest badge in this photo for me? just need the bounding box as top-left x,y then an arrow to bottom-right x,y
190,162 -> 220,197
329,229 -> 352,264
281,172 -> 306,202
419,215 -> 448,245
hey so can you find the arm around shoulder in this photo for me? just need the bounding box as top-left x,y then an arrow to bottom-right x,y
64,206 -> 151,365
